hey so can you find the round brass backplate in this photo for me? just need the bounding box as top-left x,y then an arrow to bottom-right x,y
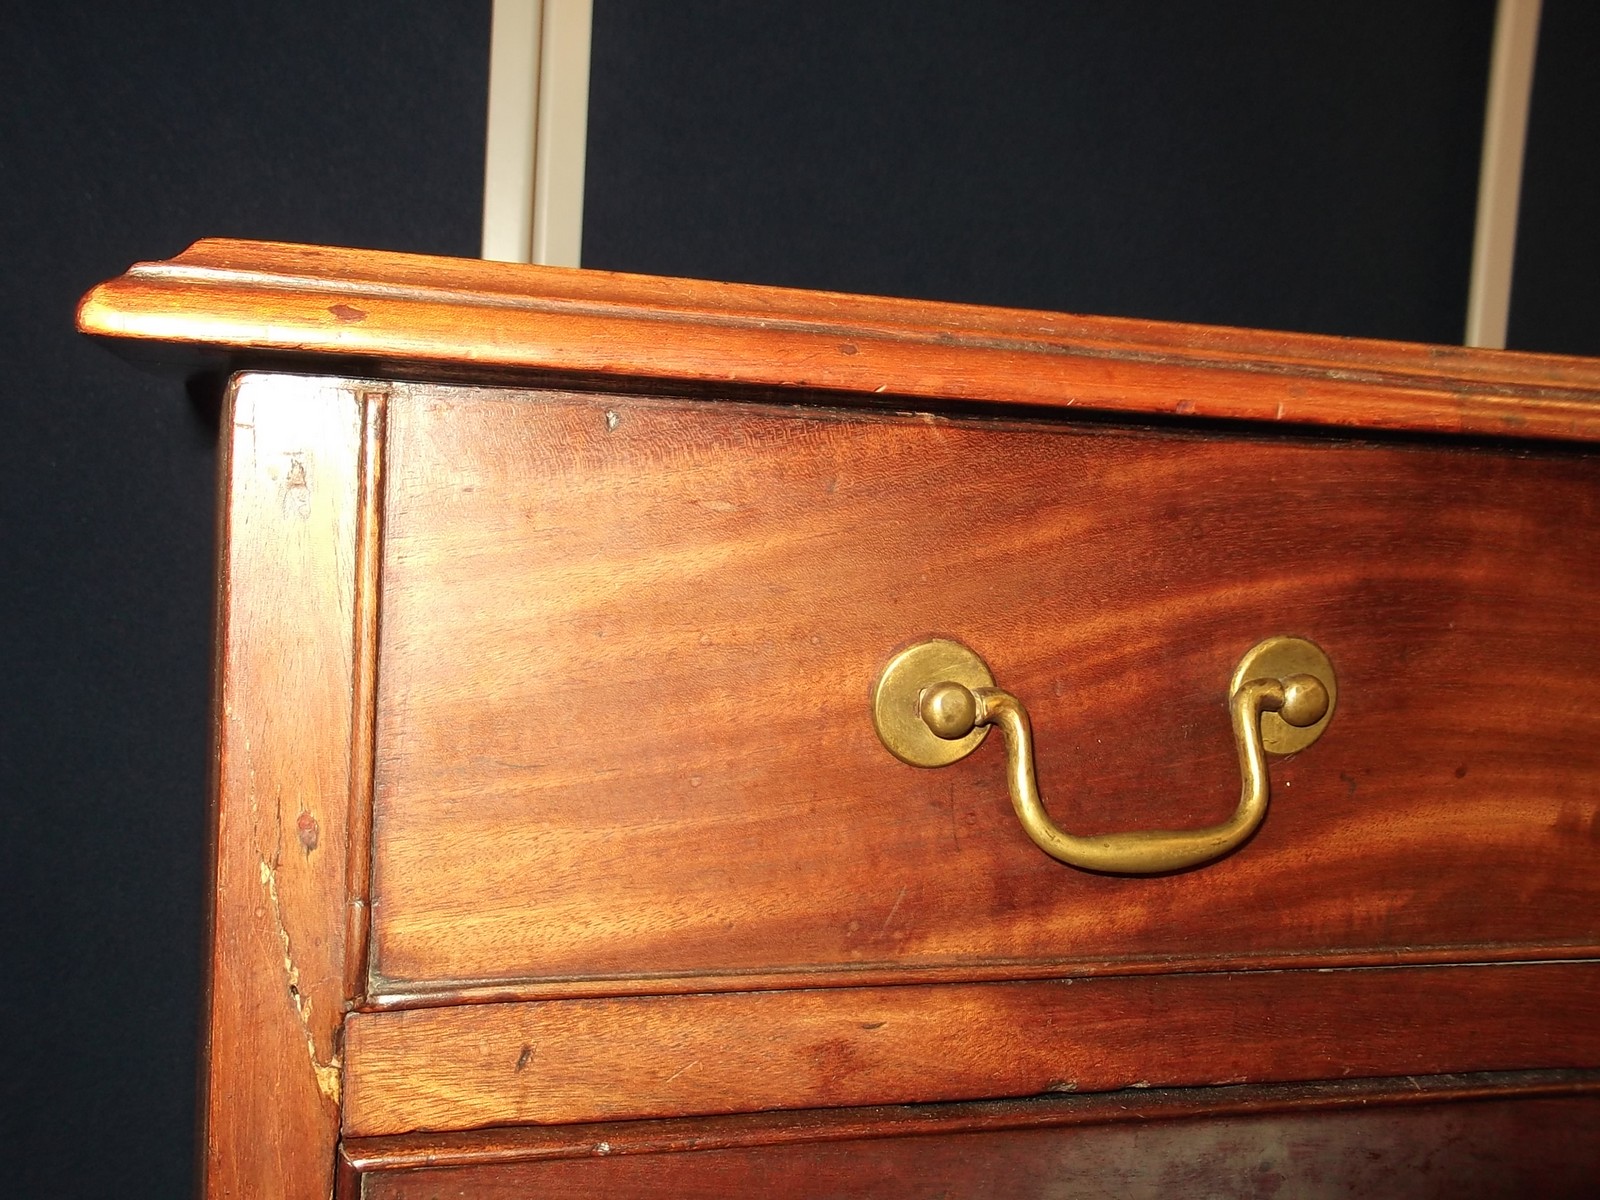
873,639 -> 996,767
1230,635 -> 1337,756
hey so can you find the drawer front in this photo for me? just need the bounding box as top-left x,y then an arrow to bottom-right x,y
354,1093 -> 1600,1199
342,963 -> 1600,1133
368,383 -> 1600,1000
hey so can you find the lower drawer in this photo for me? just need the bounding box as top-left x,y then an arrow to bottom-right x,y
346,1076 -> 1600,1199
342,962 -> 1600,1134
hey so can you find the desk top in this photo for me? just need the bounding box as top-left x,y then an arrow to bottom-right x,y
80,238 -> 1600,443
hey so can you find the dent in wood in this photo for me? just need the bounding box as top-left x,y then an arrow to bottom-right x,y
282,453 -> 312,519
297,809 -> 321,853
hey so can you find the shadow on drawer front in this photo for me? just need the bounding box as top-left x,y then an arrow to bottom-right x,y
345,1075 -> 1600,1197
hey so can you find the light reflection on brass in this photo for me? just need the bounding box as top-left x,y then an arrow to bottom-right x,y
872,639 -> 995,769
873,637 -> 1335,874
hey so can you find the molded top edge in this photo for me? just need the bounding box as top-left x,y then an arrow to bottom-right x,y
78,238 -> 1600,443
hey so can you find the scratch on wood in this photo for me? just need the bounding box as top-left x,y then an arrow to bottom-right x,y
258,855 -> 341,1103
948,781 -> 960,851
880,884 -> 907,933
233,407 -> 257,465
663,1060 -> 700,1084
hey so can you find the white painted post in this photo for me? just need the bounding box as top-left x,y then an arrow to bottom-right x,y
1466,0 -> 1543,349
482,0 -> 542,263
482,0 -> 593,267
531,0 -> 593,267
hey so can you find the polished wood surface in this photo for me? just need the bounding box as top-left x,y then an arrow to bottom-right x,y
340,1069 -> 1600,1173
369,384 -> 1600,1003
356,1093 -> 1600,1199
202,374 -> 377,1198
75,243 -> 1600,1196
342,962 -> 1600,1134
78,238 -> 1600,442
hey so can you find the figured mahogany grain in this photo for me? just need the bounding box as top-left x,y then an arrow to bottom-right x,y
357,1094 -> 1600,1199
368,383 -> 1600,1001
77,238 -> 1600,442
203,374 -> 377,1197
340,962 -> 1600,1133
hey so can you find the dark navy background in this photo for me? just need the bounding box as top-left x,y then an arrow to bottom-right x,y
2,6 -> 488,1194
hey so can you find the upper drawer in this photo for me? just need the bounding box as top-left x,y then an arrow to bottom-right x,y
366,382 -> 1600,1003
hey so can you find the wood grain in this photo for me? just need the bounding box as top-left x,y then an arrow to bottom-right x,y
202,373 -> 375,1198
342,390 -> 386,1010
77,244 -> 1600,1190
340,1069 -> 1600,1171
357,1095 -> 1600,1199
341,962 -> 1600,1134
78,238 -> 1600,442
369,384 -> 1600,1002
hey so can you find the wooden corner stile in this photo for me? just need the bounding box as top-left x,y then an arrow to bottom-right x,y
346,390 -> 387,1015
201,373 -> 379,1198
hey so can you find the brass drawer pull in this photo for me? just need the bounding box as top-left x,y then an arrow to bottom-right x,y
872,637 -> 1336,874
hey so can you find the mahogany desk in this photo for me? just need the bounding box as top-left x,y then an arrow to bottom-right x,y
81,240 -> 1600,1196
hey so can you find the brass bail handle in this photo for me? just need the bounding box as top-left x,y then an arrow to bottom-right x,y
872,636 -> 1336,874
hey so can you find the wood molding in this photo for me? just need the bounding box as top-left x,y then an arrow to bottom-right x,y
361,941 -> 1600,1010
79,239 -> 1600,443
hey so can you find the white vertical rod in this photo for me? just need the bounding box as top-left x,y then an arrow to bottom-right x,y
482,0 -> 543,263
1465,0 -> 1543,349
531,0 -> 593,267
